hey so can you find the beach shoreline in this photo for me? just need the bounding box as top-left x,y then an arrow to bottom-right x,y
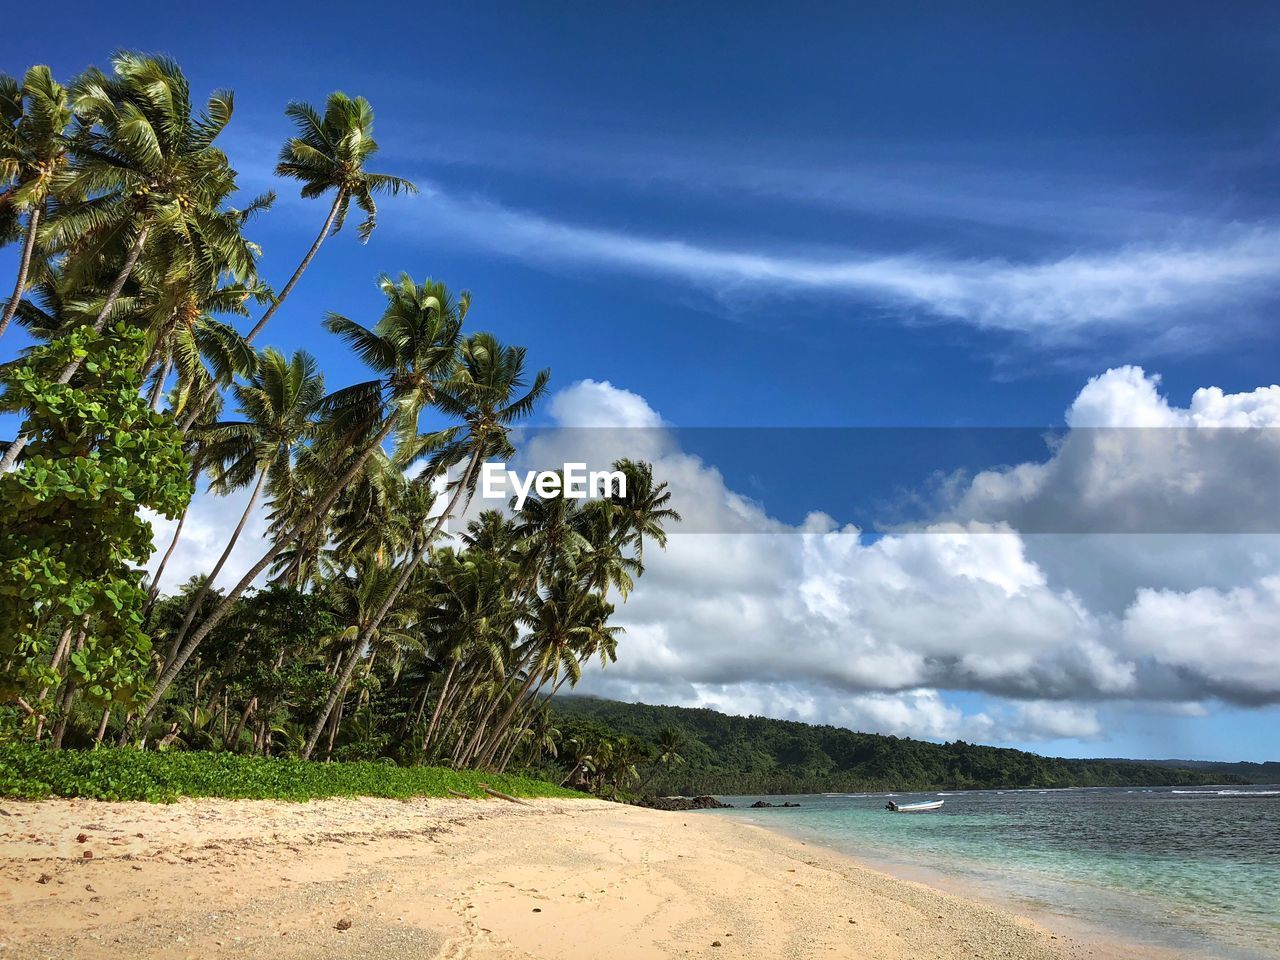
0,795 -> 1175,959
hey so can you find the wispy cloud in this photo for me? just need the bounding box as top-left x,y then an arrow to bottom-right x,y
406,186 -> 1280,341
393,127 -> 1220,242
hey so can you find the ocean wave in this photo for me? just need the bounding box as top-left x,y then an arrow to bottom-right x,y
1170,789 -> 1280,796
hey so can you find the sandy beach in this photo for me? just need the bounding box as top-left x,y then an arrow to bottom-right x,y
0,796 -> 1163,960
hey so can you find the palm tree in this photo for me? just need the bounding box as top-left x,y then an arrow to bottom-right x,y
559,736 -> 599,788
637,727 -> 687,793
301,330 -> 549,758
313,551 -> 418,755
414,546 -> 521,758
178,92 -> 416,433
0,66 -> 71,341
302,330 -> 547,757
3,53 -> 244,470
470,578 -> 618,769
160,348 -> 325,670
137,274 -> 464,727
607,459 -> 680,565
132,190 -> 273,411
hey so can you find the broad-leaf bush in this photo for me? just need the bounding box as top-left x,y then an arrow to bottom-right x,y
0,744 -> 579,802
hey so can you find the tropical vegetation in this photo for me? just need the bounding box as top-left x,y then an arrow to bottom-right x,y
0,741 -> 576,802
4,50 -> 1230,807
548,697 -> 1250,794
0,51 -> 676,797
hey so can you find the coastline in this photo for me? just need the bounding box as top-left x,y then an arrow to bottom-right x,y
0,795 -> 1175,959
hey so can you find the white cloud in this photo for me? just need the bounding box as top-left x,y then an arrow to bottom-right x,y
402,187 -> 1280,342
544,373 -> 1280,744
548,379 -> 665,429
1123,576 -> 1280,705
142,485 -> 273,594
143,368 -> 1280,747
955,366 -> 1280,535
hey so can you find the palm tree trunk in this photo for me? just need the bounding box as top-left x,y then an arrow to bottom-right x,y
227,696 -> 257,750
474,663 -> 547,768
496,732 -> 521,772
324,698 -> 344,759
94,707 -> 111,746
136,417 -> 397,729
426,673 -> 469,762
301,454 -> 480,760
0,204 -> 40,341
422,660 -> 459,752
356,650 -> 378,711
50,625 -> 88,749
459,642 -> 538,767
36,624 -> 74,703
179,190 -> 345,434
68,223 -> 150,364
148,355 -> 173,411
162,466 -> 268,671
1,222 -> 150,472
146,458 -> 203,612
302,635 -> 367,760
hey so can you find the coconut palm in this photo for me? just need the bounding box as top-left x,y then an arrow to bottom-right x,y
415,547 -> 521,758
137,274 -> 465,727
177,92 -> 416,433
160,348 -> 325,670
312,551 -> 419,754
469,578 -> 618,768
301,329 -> 550,758
606,458 -> 680,565
0,66 -> 72,341
2,53 -> 246,470
261,93 -> 416,331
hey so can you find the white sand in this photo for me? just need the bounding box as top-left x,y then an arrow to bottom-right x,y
0,796 -> 1168,959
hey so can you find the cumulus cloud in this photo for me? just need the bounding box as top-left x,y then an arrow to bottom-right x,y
544,371 -> 1280,740
1123,577 -> 1280,706
144,366 -> 1280,746
952,369 -> 1280,536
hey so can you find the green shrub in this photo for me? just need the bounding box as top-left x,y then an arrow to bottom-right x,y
0,744 -> 581,803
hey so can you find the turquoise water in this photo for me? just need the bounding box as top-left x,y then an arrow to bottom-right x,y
712,786 -> 1280,959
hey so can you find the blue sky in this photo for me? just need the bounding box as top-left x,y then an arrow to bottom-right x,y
4,2 -> 1280,762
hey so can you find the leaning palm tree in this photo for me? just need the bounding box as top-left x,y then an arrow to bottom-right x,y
0,66 -> 72,341
178,92 -> 416,432
413,545 -> 523,757
607,458 -> 680,565
136,274 -> 465,727
469,578 -> 618,769
301,329 -> 549,758
312,551 -> 418,755
258,92 -> 417,336
159,348 -> 325,671
2,53 -> 244,470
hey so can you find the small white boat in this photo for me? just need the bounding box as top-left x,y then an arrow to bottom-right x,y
885,799 -> 944,813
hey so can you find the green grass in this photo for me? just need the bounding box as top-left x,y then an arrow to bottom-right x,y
0,744 -> 581,803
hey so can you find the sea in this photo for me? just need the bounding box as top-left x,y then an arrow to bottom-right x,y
710,785 -> 1280,959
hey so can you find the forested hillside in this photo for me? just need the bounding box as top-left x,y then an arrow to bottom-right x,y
1105,758 -> 1280,782
550,697 -> 1253,794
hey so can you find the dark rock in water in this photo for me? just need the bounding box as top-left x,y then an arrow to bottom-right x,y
639,794 -> 733,811
749,800 -> 801,808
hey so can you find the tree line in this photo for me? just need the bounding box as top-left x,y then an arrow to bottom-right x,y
0,52 -> 677,778
548,698 -> 1248,794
